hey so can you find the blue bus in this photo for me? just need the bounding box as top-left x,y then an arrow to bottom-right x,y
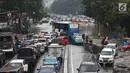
52,21 -> 79,36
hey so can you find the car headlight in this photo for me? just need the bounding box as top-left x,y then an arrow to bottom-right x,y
99,57 -> 103,60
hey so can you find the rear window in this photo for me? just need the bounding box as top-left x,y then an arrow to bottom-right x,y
0,36 -> 12,42
18,48 -> 33,57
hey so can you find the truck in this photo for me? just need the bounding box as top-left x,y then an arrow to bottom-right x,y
0,59 -> 28,73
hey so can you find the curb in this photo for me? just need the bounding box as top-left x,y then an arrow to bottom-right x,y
64,46 -> 68,73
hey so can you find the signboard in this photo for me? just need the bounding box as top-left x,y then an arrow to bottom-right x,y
70,24 -> 78,28
118,3 -> 127,13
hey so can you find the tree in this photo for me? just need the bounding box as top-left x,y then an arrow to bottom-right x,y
0,0 -> 48,20
82,0 -> 130,34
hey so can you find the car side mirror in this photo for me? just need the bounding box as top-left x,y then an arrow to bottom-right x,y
97,69 -> 100,71
37,69 -> 40,70
77,68 -> 80,71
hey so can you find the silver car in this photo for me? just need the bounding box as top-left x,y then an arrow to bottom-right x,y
77,62 -> 100,73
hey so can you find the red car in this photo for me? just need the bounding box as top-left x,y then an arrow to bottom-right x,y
121,45 -> 130,51
58,36 -> 69,45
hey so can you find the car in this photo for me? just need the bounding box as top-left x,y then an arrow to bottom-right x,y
0,59 -> 28,73
44,34 -> 54,44
50,32 -> 58,37
32,35 -> 39,42
21,40 -> 34,47
43,56 -> 61,70
72,35 -> 83,44
98,48 -> 115,64
0,50 -> 5,66
37,65 -> 56,73
0,32 -> 18,57
104,43 -> 118,56
17,47 -> 37,64
38,38 -> 49,46
77,61 -> 100,73
32,43 -> 45,54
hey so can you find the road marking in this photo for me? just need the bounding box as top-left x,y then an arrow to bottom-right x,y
70,45 -> 74,73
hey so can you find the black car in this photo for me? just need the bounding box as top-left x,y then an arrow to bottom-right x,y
0,32 -> 18,57
17,47 -> 37,64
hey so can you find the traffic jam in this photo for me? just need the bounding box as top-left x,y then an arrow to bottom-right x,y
0,15 -> 130,73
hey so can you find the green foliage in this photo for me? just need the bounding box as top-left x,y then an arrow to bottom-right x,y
0,0 -> 47,20
83,0 -> 130,30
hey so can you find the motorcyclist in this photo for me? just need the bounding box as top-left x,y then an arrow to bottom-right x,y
89,39 -> 93,45
82,34 -> 85,40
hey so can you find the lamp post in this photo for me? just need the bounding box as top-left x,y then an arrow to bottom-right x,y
33,12 -> 35,24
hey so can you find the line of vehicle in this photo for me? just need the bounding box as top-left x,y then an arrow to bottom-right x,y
1,54 -> 18,69
70,45 -> 74,73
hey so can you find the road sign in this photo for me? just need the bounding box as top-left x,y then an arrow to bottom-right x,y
118,3 -> 127,13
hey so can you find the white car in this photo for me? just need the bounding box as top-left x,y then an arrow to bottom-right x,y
104,43 -> 118,56
99,48 -> 115,64
33,43 -> 45,53
10,59 -> 28,72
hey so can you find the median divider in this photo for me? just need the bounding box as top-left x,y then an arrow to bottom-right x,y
64,45 -> 68,73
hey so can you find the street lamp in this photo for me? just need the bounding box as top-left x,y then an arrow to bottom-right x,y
33,12 -> 35,24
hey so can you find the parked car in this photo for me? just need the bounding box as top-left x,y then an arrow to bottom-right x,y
37,65 -> 56,73
77,61 -> 100,73
98,48 -> 116,65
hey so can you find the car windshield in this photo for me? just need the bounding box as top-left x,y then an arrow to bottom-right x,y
32,36 -> 38,39
80,64 -> 98,72
38,40 -> 46,42
0,36 -> 12,42
39,67 -> 54,73
9,63 -> 22,68
45,58 -> 57,62
101,51 -> 112,55
105,45 -> 116,49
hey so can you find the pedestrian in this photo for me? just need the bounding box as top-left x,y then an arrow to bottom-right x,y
85,36 -> 89,43
82,34 -> 85,40
45,46 -> 48,52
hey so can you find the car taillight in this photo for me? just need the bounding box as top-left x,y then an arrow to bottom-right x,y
6,72 -> 10,73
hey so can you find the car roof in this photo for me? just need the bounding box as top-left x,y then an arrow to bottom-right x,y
45,56 -> 57,59
102,48 -> 113,51
0,32 -> 14,36
41,65 -> 54,68
107,43 -> 116,46
10,59 -> 24,63
48,43 -> 63,48
81,61 -> 96,65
